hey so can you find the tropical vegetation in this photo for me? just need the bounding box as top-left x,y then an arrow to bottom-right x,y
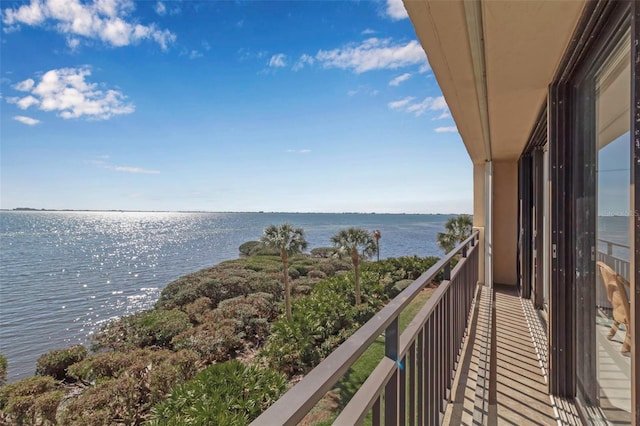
331,227 -> 377,305
261,223 -> 308,320
0,225 -> 447,425
437,214 -> 473,253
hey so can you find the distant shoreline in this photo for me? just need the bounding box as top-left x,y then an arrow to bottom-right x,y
2,208 -> 464,215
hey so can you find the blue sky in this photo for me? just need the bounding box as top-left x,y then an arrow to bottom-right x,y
0,0 -> 472,213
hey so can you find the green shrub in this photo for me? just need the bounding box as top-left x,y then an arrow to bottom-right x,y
237,241 -> 279,257
68,348 -> 198,384
212,293 -> 279,344
59,376 -> 141,425
310,247 -> 336,258
156,266 -> 282,311
0,354 -> 7,385
390,279 -> 415,298
239,240 -> 264,256
35,345 -> 87,380
148,360 -> 287,426
184,296 -> 213,324
292,283 -> 312,296
94,309 -> 192,350
308,270 -> 327,279
67,350 -> 131,381
287,267 -> 301,279
62,349 -> 200,425
171,319 -> 245,363
0,376 -> 60,425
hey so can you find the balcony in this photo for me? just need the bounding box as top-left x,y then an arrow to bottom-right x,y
250,232 -> 582,425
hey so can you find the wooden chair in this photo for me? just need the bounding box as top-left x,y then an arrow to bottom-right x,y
596,261 -> 631,354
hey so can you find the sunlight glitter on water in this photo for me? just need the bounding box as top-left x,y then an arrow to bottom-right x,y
0,211 -> 449,381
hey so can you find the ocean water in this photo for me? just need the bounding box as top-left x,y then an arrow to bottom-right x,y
0,211 -> 452,382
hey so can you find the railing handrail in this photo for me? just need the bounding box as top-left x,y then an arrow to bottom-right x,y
251,231 -> 480,425
597,238 -> 630,249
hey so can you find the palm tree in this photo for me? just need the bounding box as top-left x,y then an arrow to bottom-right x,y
331,227 -> 377,305
437,214 -> 473,254
261,223 -> 308,320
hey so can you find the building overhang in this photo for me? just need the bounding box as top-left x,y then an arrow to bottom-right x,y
404,0 -> 586,163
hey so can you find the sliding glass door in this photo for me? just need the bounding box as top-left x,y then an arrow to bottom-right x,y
574,22 -> 632,424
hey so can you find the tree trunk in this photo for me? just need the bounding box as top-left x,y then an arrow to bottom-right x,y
281,250 -> 291,320
352,249 -> 361,305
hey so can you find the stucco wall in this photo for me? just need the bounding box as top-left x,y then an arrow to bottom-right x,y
492,160 -> 518,285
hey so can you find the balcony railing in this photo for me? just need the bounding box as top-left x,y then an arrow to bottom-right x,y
251,231 -> 480,425
596,238 -> 630,312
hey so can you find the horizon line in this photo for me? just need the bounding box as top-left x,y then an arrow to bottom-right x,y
3,208 -> 472,215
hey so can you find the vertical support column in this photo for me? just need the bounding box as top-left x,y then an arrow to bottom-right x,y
485,161 -> 493,288
474,162 -> 487,285
630,0 -> 640,421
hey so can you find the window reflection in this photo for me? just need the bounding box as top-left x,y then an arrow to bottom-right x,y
593,32 -> 631,422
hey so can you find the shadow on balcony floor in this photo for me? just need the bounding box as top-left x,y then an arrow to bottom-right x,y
444,284 -> 581,425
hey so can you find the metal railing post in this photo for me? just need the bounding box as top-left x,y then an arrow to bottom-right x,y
385,318 -> 399,425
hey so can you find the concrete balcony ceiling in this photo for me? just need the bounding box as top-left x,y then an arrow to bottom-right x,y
404,0 -> 586,163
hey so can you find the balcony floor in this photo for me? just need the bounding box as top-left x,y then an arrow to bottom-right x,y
444,284 -> 581,425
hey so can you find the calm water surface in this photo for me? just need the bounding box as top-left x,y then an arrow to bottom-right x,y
0,211 -> 451,381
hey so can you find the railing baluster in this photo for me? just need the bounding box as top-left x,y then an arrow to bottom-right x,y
372,397 -> 381,426
417,328 -> 424,426
429,317 -> 437,425
446,289 -> 452,397
409,342 -> 416,426
385,318 -> 399,425
400,353 -> 407,426
437,303 -> 443,418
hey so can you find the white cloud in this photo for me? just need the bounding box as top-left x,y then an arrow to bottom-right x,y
13,78 -> 35,91
348,86 -> 379,97
9,67 -> 134,120
292,54 -> 315,71
8,95 -> 40,109
189,50 -> 203,59
108,165 -> 160,174
286,149 -> 311,154
388,96 -> 414,110
389,72 -> 411,86
389,95 -> 451,118
268,53 -> 287,68
430,96 -> 448,111
316,38 -> 427,73
386,0 -> 408,20
154,1 -> 166,15
435,126 -> 458,133
67,37 -> 80,49
13,115 -> 41,125
435,111 -> 451,120
361,28 -> 375,35
2,0 -> 176,50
